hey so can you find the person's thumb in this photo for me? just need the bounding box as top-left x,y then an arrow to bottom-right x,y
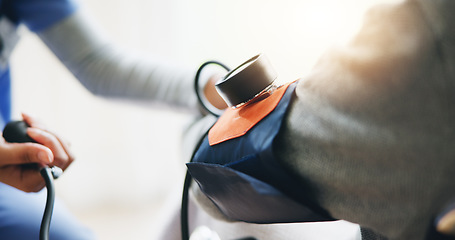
0,143 -> 54,167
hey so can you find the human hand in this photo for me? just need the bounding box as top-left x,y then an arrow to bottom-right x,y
204,74 -> 228,110
0,113 -> 75,192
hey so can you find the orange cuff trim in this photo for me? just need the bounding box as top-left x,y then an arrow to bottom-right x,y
208,82 -> 293,146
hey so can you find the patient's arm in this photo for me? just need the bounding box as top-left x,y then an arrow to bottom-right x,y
37,10 -> 217,112
276,0 -> 455,239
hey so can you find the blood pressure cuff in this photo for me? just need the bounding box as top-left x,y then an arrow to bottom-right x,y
187,81 -> 334,224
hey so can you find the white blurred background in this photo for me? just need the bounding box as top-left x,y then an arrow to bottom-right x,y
10,0 -> 400,239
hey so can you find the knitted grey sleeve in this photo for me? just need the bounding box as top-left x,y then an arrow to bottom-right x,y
36,10 -> 199,111
276,0 -> 455,240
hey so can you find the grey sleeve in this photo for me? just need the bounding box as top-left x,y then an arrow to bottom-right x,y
276,1 -> 455,239
36,10 -> 199,111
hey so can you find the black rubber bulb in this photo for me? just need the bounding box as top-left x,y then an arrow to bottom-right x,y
3,120 -> 36,143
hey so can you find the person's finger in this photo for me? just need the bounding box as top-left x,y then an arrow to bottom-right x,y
0,142 -> 53,167
51,132 -> 76,168
22,112 -> 76,166
26,128 -> 72,170
22,112 -> 46,130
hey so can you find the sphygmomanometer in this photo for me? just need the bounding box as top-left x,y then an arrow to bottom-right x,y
2,120 -> 63,240
183,53 -> 335,240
